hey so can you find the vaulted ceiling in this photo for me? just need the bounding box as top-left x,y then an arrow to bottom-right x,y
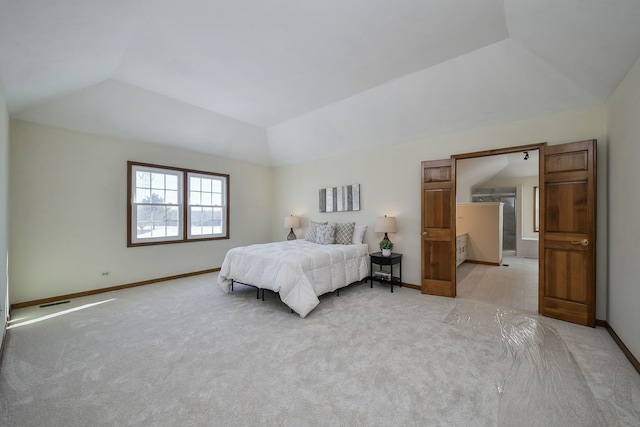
1,0 -> 640,166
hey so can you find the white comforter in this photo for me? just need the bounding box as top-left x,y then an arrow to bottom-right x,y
218,240 -> 370,317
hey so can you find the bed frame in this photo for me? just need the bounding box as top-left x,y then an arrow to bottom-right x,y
230,278 -> 354,312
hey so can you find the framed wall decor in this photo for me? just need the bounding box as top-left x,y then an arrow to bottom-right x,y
319,184 -> 360,212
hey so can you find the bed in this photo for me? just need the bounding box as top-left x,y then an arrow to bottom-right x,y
218,239 -> 370,317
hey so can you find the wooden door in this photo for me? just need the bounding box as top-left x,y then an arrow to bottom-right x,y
421,159 -> 456,297
539,140 -> 596,326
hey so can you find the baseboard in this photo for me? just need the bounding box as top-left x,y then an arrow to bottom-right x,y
10,268 -> 221,310
598,319 -> 640,376
465,259 -> 501,267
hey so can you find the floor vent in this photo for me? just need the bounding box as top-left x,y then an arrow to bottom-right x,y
39,300 -> 71,308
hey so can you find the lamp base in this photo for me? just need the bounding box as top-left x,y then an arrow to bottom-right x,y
287,228 -> 297,240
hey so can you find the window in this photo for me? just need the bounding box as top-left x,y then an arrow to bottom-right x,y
128,162 -> 229,246
188,172 -> 226,239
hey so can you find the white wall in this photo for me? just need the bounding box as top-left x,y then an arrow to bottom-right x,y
457,203 -> 503,264
606,56 -> 640,361
0,80 -> 9,336
273,106 -> 608,318
9,120 -> 274,304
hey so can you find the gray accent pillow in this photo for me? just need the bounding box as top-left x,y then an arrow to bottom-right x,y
305,220 -> 328,242
314,224 -> 336,244
333,222 -> 355,245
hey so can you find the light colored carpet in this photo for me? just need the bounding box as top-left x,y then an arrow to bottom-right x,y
1,273 -> 639,426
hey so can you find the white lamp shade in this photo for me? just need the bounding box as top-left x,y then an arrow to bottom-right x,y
375,216 -> 397,233
284,216 -> 300,229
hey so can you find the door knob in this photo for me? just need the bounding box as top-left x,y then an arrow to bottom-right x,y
422,231 -> 429,236
571,239 -> 589,246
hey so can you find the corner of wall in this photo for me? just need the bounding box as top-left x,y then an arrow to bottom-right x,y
604,54 -> 640,362
0,77 -> 10,348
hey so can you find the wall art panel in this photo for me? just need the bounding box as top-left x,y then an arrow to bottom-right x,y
319,184 -> 360,212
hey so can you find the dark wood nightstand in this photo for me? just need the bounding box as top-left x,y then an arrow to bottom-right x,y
369,252 -> 402,292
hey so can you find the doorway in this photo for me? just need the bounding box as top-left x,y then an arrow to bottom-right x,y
455,150 -> 539,313
421,140 -> 596,326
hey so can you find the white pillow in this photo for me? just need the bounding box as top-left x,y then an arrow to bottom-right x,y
352,225 -> 367,244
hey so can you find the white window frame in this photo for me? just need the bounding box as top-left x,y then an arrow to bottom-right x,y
128,162 -> 229,246
187,172 -> 228,240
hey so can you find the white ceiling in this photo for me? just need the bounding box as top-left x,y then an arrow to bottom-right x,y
1,0 -> 640,166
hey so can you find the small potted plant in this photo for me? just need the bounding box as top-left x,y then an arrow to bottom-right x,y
379,239 -> 394,257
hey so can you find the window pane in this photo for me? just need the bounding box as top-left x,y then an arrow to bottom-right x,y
166,174 -> 178,190
201,192 -> 212,205
137,172 -> 151,188
190,206 -> 221,235
136,205 -> 153,238
166,190 -> 178,204
190,207 -> 202,235
164,207 -> 180,236
186,177 -> 226,208
137,206 -> 180,239
190,191 -> 201,205
213,207 -> 223,233
202,207 -> 213,220
151,173 -> 166,190
149,192 -> 164,204
190,177 -> 200,191
135,188 -> 151,204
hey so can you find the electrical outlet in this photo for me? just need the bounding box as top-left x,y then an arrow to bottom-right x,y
101,271 -> 110,276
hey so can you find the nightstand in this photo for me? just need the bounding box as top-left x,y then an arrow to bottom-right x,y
369,252 -> 402,292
